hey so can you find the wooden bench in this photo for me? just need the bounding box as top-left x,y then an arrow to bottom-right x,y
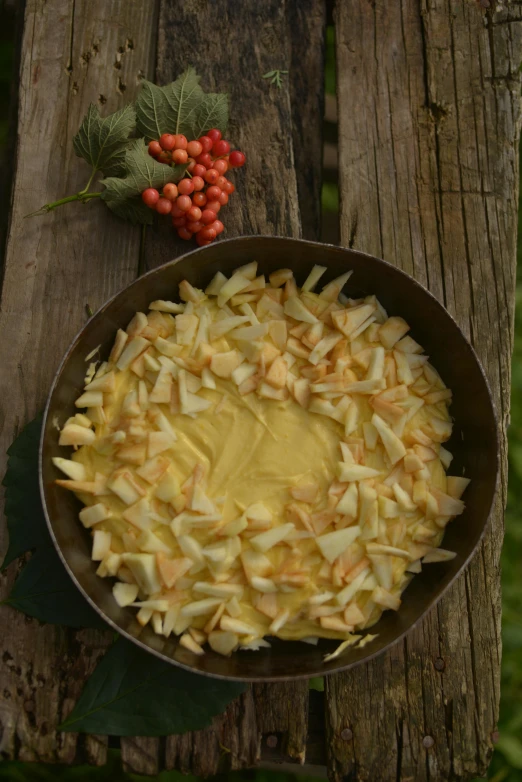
1,1 -> 520,778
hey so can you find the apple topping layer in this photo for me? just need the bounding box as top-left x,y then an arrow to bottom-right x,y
54,263 -> 469,657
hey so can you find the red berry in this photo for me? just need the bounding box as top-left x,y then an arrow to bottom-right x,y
223,180 -> 235,194
196,152 -> 212,169
156,197 -> 173,215
171,204 -> 186,218
211,219 -> 224,235
178,227 -> 192,240
200,226 -> 217,242
192,192 -> 207,207
204,168 -> 219,184
213,159 -> 228,175
218,191 -> 229,205
192,164 -> 207,178
201,209 -> 217,225
172,216 -> 187,227
206,200 -> 221,214
148,140 -> 162,157
187,140 -> 203,158
187,220 -> 204,233
206,185 -> 222,201
174,134 -> 188,150
213,139 -> 230,157
198,135 -> 213,153
173,149 -> 188,164
159,133 -> 176,151
207,128 -> 222,143
178,178 -> 194,195
142,188 -> 160,207
187,205 -> 202,222
157,152 -> 172,164
187,159 -> 197,173
176,195 -> 192,212
191,176 -> 205,192
163,183 -> 178,201
229,150 -> 246,168
196,234 -> 211,247
216,176 -> 228,189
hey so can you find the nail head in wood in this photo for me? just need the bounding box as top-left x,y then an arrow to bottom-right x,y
434,657 -> 445,671
422,735 -> 435,749
266,735 -> 278,748
341,728 -> 353,741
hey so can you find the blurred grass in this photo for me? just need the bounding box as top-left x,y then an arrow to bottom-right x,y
0,16 -> 521,782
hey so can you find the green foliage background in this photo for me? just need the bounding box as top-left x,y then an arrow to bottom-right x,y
0,16 -> 521,782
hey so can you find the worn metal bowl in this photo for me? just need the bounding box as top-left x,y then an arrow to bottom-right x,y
40,236 -> 498,681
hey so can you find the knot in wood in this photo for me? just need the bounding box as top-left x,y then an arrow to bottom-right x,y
266,734 -> 278,748
422,735 -> 435,749
341,728 -> 353,741
434,657 -> 445,671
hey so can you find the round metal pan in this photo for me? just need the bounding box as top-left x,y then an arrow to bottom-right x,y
40,236 -> 499,681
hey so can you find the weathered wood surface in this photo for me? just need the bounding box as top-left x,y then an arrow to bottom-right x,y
326,1 -> 522,780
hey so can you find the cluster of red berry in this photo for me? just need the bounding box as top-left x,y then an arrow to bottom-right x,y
141,128 -> 245,246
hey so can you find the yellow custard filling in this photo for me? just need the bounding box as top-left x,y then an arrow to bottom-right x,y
54,263 -> 469,659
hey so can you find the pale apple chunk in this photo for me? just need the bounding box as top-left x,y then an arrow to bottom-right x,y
208,630 -> 239,656
332,304 -> 375,337
379,317 -> 410,349
316,526 -> 362,563
210,350 -> 242,378
283,296 -> 318,324
149,300 -> 185,314
372,586 -> 401,611
302,264 -> 327,292
52,457 -> 87,481
59,424 -> 96,447
113,582 -> 139,607
79,503 -> 110,528
121,552 -> 161,594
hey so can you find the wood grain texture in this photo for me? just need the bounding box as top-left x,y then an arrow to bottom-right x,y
0,0 -> 157,763
326,1 -> 522,780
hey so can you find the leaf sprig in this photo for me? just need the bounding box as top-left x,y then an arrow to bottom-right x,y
28,68 -> 229,224
262,69 -> 288,89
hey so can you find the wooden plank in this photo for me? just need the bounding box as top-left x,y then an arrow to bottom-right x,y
326,1 -> 522,780
121,737 -> 160,776
0,0 -> 157,764
154,0 -> 325,771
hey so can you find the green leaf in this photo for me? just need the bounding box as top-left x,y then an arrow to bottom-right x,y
3,545 -> 106,629
104,194 -> 154,225
1,415 -> 49,569
191,93 -> 229,139
136,69 -> 204,140
309,677 -> 324,692
100,139 -> 185,224
73,104 -> 136,177
60,637 -> 246,736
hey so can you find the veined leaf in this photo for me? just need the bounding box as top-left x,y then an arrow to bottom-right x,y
73,104 -> 136,177
136,69 -> 204,140
100,139 -> 186,223
191,93 -> 228,139
60,638 -> 246,736
1,415 -> 48,569
3,545 -> 106,629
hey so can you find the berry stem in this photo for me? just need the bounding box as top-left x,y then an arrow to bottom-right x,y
25,191 -> 102,218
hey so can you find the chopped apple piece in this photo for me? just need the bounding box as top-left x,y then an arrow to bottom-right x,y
79,503 -> 110,528
265,356 -> 288,389
52,457 -> 87,481
121,552 -> 161,594
181,598 -> 222,617
250,523 -> 295,553
58,424 -> 96,447
319,271 -> 353,301
113,582 -> 139,607
372,413 -> 407,465
217,273 -> 251,307
336,483 -> 358,516
446,476 -> 470,499
379,317 -> 410,349
302,265 -> 327,292
316,526 -> 362,563
372,586 -> 401,611
337,463 -> 380,482
208,630 -> 239,656
205,271 -> 228,295
209,315 -> 250,340
210,350 -> 242,378
283,296 -> 318,324
117,337 -> 150,371
332,303 -> 375,337
156,554 -> 192,588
